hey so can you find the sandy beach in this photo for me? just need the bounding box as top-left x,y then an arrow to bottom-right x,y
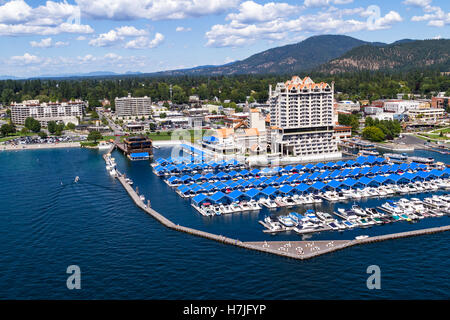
1,142 -> 81,151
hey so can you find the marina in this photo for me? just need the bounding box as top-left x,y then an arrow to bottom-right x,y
101,145 -> 450,261
153,154 -> 450,217
113,161 -> 450,260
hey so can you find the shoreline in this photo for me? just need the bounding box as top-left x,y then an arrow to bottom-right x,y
0,142 -> 81,151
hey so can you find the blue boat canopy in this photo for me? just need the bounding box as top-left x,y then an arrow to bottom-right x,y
295,183 -> 310,192
279,184 -> 294,194
326,180 -> 342,189
342,178 -> 357,187
358,176 -> 372,185
245,188 -> 261,199
192,194 -> 208,205
210,191 -> 227,203
311,181 -> 326,190
227,190 -> 244,200
261,186 -> 277,196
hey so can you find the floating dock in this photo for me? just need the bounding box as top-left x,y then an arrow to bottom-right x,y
113,165 -> 450,260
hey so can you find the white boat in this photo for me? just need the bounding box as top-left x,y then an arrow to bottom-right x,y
260,198 -> 277,209
355,235 -> 369,240
248,200 -> 261,211
98,141 -> 112,150
139,194 -> 145,201
278,216 -> 295,227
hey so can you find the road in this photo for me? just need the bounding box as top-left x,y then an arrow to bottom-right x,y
97,108 -> 124,142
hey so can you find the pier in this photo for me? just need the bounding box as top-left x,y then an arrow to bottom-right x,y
113,167 -> 450,260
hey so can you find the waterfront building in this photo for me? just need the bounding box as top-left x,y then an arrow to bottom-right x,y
115,94 -> 151,118
432,96 -> 449,109
10,99 -> 85,126
407,108 -> 445,121
335,100 -> 360,113
383,100 -> 423,114
364,105 -> 383,115
334,125 -> 352,142
201,109 -> 268,155
123,136 -> 153,156
268,76 -> 341,160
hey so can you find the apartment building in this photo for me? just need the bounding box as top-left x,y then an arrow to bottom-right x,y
10,99 -> 85,126
269,76 -> 340,160
115,94 -> 151,118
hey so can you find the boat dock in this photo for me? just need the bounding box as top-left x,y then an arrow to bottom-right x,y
113,162 -> 450,260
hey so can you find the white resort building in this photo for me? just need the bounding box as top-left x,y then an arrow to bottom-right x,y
10,99 -> 85,126
269,76 -> 341,160
115,94 -> 152,118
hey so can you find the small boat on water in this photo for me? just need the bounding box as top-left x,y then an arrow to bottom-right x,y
355,235 -> 369,240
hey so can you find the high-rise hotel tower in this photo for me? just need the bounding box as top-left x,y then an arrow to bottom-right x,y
269,76 -> 341,160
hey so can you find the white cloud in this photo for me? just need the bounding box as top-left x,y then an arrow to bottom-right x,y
30,37 -> 53,48
78,54 -> 96,63
124,32 -> 164,49
402,0 -> 431,7
226,1 -> 300,24
116,25 -> 148,36
76,0 -> 240,21
410,2 -> 450,27
303,0 -> 354,7
10,53 -> 41,65
0,0 -> 94,36
30,37 -> 69,48
76,36 -> 86,41
54,40 -> 69,47
89,26 -> 149,47
206,5 -> 402,47
176,26 -> 192,32
104,53 -> 122,60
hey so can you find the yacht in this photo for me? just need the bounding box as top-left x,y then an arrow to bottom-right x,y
264,216 -> 282,231
316,211 -> 335,223
248,200 -> 261,211
98,141 -> 112,150
278,215 -> 295,228
351,205 -> 367,216
260,198 -> 277,209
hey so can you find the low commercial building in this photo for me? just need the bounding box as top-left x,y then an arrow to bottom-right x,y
10,99 -> 85,126
364,106 -> 383,115
336,100 -> 360,113
383,100 -> 422,114
334,125 -> 352,142
407,108 -> 445,121
432,96 -> 449,109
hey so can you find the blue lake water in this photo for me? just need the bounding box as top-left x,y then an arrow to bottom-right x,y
0,147 -> 448,299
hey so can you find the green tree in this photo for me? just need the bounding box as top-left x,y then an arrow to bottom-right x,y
38,131 -> 47,139
0,123 -> 15,137
362,126 -> 386,142
24,117 -> 41,133
47,121 -> 57,134
87,131 -> 103,142
65,122 -> 76,130
90,110 -> 99,119
159,112 -> 167,119
1,88 -> 14,105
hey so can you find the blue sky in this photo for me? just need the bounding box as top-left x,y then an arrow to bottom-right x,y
0,0 -> 449,77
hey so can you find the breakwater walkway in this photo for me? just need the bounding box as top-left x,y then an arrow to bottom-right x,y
114,168 -> 450,260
